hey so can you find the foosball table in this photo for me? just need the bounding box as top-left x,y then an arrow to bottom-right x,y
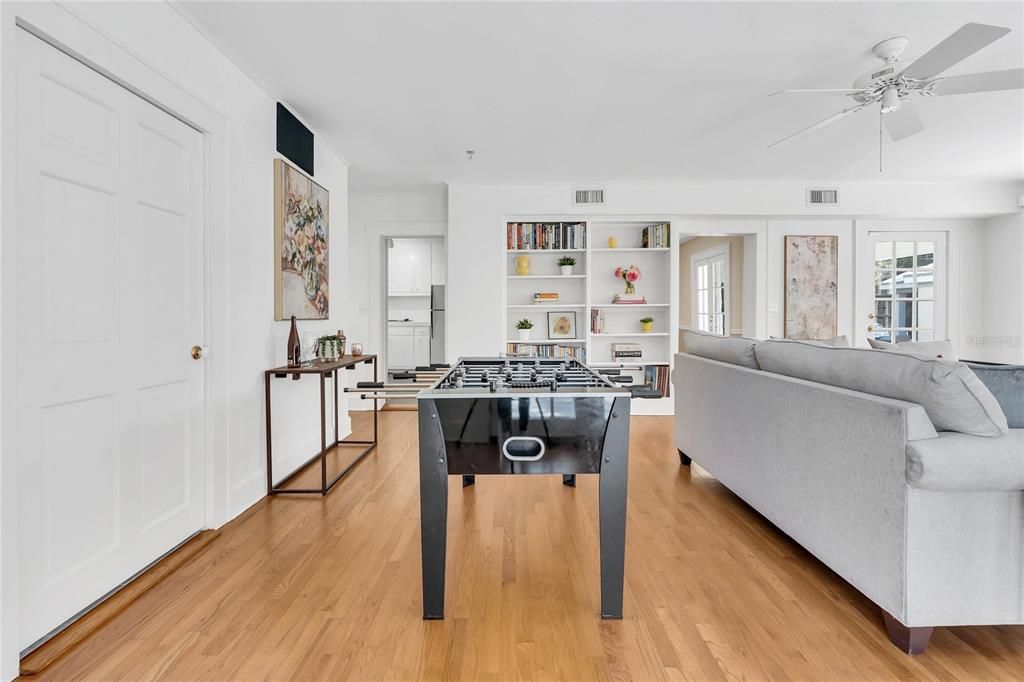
416,357 -> 632,620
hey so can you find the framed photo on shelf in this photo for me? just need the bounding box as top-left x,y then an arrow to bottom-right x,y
547,311 -> 578,339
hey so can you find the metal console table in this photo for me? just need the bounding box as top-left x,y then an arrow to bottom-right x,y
264,354 -> 378,496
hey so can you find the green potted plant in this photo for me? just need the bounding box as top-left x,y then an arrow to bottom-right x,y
516,318 -> 534,341
640,317 -> 654,333
558,256 -> 576,276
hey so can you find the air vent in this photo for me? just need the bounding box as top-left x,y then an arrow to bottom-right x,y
574,188 -> 605,205
807,188 -> 839,206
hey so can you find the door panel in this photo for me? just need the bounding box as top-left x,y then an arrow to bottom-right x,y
15,30 -> 206,649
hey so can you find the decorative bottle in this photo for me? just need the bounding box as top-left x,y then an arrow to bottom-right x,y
287,316 -> 301,368
337,329 -> 347,357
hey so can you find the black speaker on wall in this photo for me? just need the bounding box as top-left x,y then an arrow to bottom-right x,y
276,102 -> 314,176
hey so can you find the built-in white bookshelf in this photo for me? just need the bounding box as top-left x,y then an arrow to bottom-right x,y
504,219 -> 678,415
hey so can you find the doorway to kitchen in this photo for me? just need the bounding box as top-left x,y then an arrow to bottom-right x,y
385,237 -> 446,384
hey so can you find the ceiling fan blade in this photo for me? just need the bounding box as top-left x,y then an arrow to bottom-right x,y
768,104 -> 869,148
769,89 -> 871,97
884,100 -> 925,142
901,23 -> 1011,81
927,68 -> 1024,95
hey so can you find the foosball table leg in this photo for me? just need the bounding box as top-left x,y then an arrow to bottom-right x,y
462,475 -> 475,487
418,399 -> 448,620
562,474 -> 576,487
599,397 -> 631,619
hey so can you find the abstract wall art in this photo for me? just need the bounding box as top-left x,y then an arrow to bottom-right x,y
274,158 -> 329,319
784,235 -> 838,340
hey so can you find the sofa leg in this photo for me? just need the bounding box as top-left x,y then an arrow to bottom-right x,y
678,449 -> 692,467
883,611 -> 933,655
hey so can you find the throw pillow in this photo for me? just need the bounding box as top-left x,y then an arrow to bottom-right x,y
966,363 -> 1024,429
867,338 -> 957,360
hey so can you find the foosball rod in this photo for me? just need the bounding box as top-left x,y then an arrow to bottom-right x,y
358,393 -> 419,400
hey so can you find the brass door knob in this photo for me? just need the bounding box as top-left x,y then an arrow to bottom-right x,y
867,325 -> 875,332
868,313 -> 876,320
191,345 -> 205,360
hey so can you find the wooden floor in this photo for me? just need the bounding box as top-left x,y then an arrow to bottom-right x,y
31,411 -> 1024,680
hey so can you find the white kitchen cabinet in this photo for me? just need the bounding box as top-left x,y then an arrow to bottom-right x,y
389,239 -> 432,295
388,326 -> 415,368
413,327 -> 430,367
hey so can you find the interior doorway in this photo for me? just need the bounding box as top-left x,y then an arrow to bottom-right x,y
385,237 -> 446,380
679,234 -> 754,347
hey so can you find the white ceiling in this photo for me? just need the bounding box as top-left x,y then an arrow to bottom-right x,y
180,1 -> 1024,188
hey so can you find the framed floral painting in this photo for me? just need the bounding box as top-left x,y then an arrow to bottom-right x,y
274,158 -> 329,319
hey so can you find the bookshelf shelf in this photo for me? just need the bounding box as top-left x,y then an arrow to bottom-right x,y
590,247 -> 671,253
591,332 -> 670,337
504,219 -> 678,414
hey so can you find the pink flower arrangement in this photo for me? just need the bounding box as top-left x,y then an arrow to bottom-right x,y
615,265 -> 641,294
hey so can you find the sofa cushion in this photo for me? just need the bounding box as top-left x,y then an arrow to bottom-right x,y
906,430 -> 1024,491
966,363 -> 1024,429
867,337 -> 957,360
683,330 -> 759,370
754,340 -> 1008,437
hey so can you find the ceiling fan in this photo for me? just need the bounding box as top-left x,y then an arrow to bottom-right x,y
769,23 -> 1024,148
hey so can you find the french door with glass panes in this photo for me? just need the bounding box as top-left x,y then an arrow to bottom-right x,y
692,245 -> 729,336
866,233 -> 946,344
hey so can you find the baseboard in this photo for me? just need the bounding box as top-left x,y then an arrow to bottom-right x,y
19,529 -> 221,676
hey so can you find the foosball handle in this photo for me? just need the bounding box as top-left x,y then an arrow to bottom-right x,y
356,381 -> 384,389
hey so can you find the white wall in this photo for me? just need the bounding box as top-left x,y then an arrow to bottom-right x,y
0,3 -> 351,674
978,213 -> 1024,364
348,189 -> 447,392
448,182 -> 1022,361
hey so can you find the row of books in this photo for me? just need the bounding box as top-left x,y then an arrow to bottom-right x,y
644,365 -> 671,397
590,308 -> 607,334
533,292 -> 559,304
641,223 -> 671,249
505,343 -> 586,361
507,222 -> 587,251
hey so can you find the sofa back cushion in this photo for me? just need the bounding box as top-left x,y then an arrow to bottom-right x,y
966,363 -> 1024,429
754,340 -> 1008,437
683,330 -> 759,370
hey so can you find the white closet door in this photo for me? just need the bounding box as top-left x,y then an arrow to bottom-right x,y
14,30 -> 206,649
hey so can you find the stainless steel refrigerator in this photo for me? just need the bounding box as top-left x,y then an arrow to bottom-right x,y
429,285 -> 446,364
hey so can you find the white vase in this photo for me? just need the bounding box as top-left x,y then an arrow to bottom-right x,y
518,329 -> 531,341
560,265 -> 573,276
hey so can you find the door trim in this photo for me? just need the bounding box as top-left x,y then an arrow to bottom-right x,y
1,5 -> 233,676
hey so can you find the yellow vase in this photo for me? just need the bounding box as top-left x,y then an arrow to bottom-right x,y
641,321 -> 653,333
607,236 -> 618,249
514,255 -> 531,276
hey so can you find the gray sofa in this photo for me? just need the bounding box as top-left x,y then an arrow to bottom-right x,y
674,336 -> 1023,655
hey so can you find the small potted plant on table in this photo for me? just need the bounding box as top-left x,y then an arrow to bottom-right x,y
558,256 -> 576,276
516,318 -> 534,341
640,317 -> 654,333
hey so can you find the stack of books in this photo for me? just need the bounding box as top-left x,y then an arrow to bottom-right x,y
533,292 -> 559,304
612,294 -> 648,304
641,223 -> 671,249
611,343 -> 643,360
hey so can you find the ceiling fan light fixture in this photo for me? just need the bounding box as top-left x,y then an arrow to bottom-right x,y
880,86 -> 901,113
